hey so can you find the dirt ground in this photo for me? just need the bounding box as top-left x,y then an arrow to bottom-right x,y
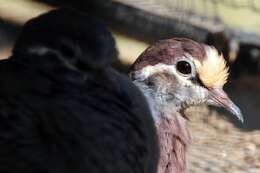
186,76 -> 260,173
187,106 -> 260,173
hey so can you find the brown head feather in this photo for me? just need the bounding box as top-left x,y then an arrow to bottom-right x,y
131,38 -> 206,71
131,38 -> 229,88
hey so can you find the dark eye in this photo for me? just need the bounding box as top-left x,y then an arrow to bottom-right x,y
176,61 -> 192,75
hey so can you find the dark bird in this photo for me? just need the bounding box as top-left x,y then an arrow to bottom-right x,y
0,9 -> 158,173
130,38 -> 243,173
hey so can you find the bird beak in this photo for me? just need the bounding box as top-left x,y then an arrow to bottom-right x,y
207,88 -> 244,123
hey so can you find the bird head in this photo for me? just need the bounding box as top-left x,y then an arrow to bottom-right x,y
13,8 -> 117,71
130,38 -> 243,122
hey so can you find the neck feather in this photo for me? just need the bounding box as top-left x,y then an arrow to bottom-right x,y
156,114 -> 192,173
145,94 -> 192,173
133,81 -> 192,172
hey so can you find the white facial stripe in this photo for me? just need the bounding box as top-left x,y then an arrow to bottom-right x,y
136,63 -> 194,87
141,63 -> 176,78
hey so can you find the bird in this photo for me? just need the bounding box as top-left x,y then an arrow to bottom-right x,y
0,8 -> 158,173
129,38 -> 243,173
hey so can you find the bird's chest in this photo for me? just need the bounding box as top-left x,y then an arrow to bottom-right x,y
156,115 -> 192,173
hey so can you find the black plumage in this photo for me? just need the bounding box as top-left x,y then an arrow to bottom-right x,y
0,9 -> 158,173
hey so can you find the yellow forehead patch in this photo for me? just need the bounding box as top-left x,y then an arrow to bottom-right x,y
194,46 -> 229,88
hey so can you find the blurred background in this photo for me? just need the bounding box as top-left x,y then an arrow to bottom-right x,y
0,0 -> 260,172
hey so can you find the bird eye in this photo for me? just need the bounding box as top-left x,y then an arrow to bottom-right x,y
176,60 -> 192,75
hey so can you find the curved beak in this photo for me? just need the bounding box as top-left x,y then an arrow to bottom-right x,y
207,88 -> 244,123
